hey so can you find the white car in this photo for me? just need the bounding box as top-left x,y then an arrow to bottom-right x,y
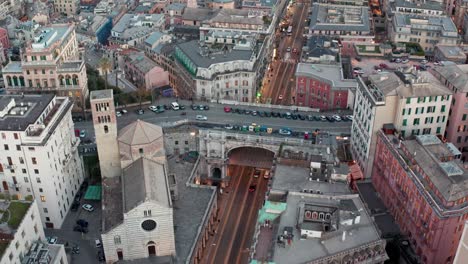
346,115 -> 354,121
148,105 -> 157,112
195,115 -> 207,121
121,109 -> 128,114
48,237 -> 58,244
95,239 -> 102,248
320,115 -> 327,121
224,124 -> 234,130
332,115 -> 342,122
421,59 -> 428,64
82,204 -> 94,212
116,111 -> 122,117
402,59 -> 409,64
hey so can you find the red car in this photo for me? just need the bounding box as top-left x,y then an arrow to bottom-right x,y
292,48 -> 298,54
249,185 -> 257,192
224,106 -> 232,113
379,63 -> 389,69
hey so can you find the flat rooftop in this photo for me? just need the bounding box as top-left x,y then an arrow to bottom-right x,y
30,25 -> 72,51
0,201 -> 32,258
296,63 -> 357,90
435,45 -> 466,58
0,94 -> 55,131
90,89 -> 113,101
272,164 -> 351,194
273,193 -> 383,263
309,3 -> 370,32
168,157 -> 215,263
432,64 -> 468,92
394,13 -> 457,33
176,40 -> 253,69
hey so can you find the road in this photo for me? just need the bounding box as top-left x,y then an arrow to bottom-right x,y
261,0 -> 310,106
73,99 -> 352,140
203,166 -> 268,264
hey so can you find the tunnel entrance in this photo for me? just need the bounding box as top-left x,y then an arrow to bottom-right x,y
227,147 -> 275,168
212,167 -> 222,179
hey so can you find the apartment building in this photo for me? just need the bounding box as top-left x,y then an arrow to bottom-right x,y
432,65 -> 468,161
175,37 -> 257,102
372,132 -> 468,264
390,13 -> 459,52
1,24 -> 88,112
295,63 -> 357,110
123,51 -> 169,91
455,221 -> 468,264
454,0 -> 468,29
54,0 -> 78,16
351,71 -> 451,178
0,94 -> 84,229
110,14 -> 165,47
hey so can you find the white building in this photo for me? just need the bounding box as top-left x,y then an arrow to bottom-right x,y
351,70 -> 452,178
0,94 -> 84,229
110,14 -> 165,47
54,0 -> 78,16
0,200 -> 67,264
390,13 -> 459,52
175,38 -> 257,102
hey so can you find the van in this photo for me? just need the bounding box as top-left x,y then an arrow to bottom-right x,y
171,102 -> 180,110
95,239 -> 102,248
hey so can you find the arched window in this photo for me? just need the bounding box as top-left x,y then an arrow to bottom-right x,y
65,75 -> 71,85
58,75 -> 64,86
19,77 -> 25,87
319,213 -> 324,220
72,75 -> 79,85
325,213 -> 331,220
114,235 -> 121,245
104,125 -> 109,134
6,76 -> 11,86
311,212 -> 318,219
12,76 -> 18,86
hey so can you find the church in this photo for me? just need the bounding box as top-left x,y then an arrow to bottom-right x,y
89,90 -> 218,263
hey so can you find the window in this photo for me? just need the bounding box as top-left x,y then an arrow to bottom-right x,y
32,157 -> 37,164
139,148 -> 144,154
34,169 -> 39,174
4,144 -> 8,151
21,230 -> 25,238
28,147 -> 35,151
175,141 -> 179,145
39,188 -> 43,192
403,119 -> 407,126
437,127 -> 441,134
457,136 -> 462,143
16,145 -> 20,151
441,105 -> 446,113
46,217 -> 50,221
185,141 -> 189,145
34,224 -> 38,234
144,210 -> 152,217
36,177 -> 41,183
40,196 -> 46,202
23,177 -> 28,182
402,109 -> 405,115
413,118 -> 420,125
463,114 -> 467,121
114,235 -> 121,245
406,98 -> 411,104
43,208 -> 48,213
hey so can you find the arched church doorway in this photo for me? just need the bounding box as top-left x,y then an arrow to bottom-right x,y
147,241 -> 156,256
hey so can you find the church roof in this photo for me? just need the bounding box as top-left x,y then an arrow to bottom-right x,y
118,120 -> 163,146
122,157 -> 172,213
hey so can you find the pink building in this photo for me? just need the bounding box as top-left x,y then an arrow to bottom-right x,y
0,27 -> 10,49
295,63 -> 356,110
372,129 -> 468,264
124,52 -> 169,90
432,65 -> 468,161
164,3 -> 185,25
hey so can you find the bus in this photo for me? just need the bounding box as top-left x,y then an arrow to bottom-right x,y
287,26 -> 293,36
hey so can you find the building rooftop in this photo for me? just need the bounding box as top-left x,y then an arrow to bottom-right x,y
102,176 -> 123,232
435,45 -> 466,59
0,201 -> 32,257
2,62 -> 23,73
181,8 -> 218,22
122,158 -> 171,213
273,192 -> 384,263
168,158 -> 216,263
145,31 -> 164,47
296,63 -> 357,90
402,135 -> 468,202
176,40 -> 254,69
272,164 -> 351,194
309,3 -> 370,32
112,14 -> 164,34
22,242 -> 63,264
204,8 -> 264,28
90,89 -> 113,100
304,36 -> 339,61
118,119 -> 164,146
30,24 -> 72,51
166,3 -> 186,11
393,0 -> 443,11
126,52 -> 160,74
242,0 -> 278,8
0,94 -> 55,131
433,64 -> 468,92
394,13 -> 457,33
366,70 -> 452,99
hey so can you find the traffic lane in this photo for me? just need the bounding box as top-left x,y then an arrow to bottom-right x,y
212,168 -> 253,264
232,176 -> 268,264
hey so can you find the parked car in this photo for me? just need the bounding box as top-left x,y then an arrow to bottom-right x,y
48,237 -> 58,244
278,94 -> 283,100
82,204 -> 94,212
286,47 -> 291,52
95,239 -> 102,248
245,110 -> 251,115
191,104 -> 198,110
76,219 -> 89,227
224,124 -> 234,130
332,115 -> 342,122
320,115 -> 327,121
297,114 -> 305,120
121,109 -> 128,114
421,59 -> 428,64
307,115 -> 314,121
395,58 -> 402,63
195,115 -> 208,121
254,169 -> 261,178
224,106 -> 232,113
326,116 -> 335,122
248,184 -> 257,192
73,225 -> 88,233
97,250 -> 105,262
71,202 -> 80,212
251,110 -> 257,116
79,130 -> 86,138
379,63 -> 389,69
148,105 -> 157,112
402,59 -> 409,64
135,109 -> 144,115
279,128 -> 292,135
263,170 -> 270,179
116,111 -> 122,117
264,111 -> 271,117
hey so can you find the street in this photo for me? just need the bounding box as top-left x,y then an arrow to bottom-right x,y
261,0 -> 310,105
202,166 -> 268,264
73,99 -> 352,141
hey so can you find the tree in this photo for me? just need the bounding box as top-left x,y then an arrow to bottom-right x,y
99,57 -> 111,90
137,87 -> 149,110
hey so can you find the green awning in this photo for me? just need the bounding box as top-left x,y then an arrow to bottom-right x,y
84,185 -> 102,200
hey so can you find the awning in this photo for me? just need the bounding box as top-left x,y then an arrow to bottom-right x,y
84,185 -> 102,200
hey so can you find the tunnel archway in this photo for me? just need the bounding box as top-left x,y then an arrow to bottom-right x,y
212,167 -> 222,179
227,147 -> 275,168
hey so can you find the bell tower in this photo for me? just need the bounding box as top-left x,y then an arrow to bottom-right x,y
90,90 -> 121,178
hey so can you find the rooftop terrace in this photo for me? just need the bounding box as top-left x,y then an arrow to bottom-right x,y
309,3 -> 370,32
0,201 -> 32,257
